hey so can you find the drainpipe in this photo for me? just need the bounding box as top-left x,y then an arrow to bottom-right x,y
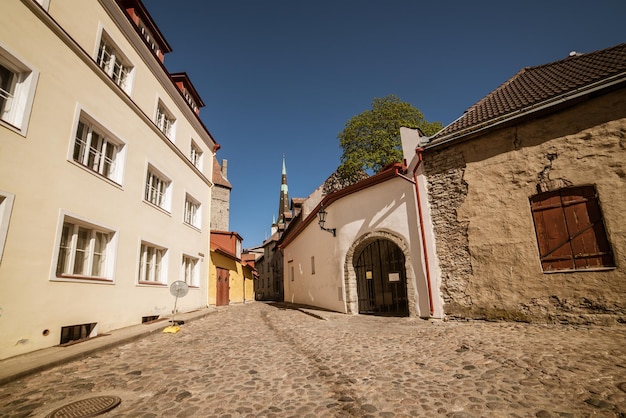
413,148 -> 434,316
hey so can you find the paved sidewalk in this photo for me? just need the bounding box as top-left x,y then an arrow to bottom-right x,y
0,307 -> 217,385
1,302 -> 625,417
0,302 -> 327,386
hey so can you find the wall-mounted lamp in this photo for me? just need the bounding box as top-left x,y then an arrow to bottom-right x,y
317,204 -> 336,237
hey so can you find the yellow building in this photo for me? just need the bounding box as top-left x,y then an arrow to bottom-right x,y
0,0 -> 218,359
209,231 -> 255,306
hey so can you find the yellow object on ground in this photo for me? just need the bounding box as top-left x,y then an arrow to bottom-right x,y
162,325 -> 180,334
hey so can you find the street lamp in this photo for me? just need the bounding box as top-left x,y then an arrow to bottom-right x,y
317,204 -> 336,237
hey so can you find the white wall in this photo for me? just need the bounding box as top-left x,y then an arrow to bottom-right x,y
0,1 -> 213,359
282,176 -> 439,317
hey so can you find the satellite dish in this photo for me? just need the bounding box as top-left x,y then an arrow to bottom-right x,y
170,280 -> 189,297
163,281 -> 189,334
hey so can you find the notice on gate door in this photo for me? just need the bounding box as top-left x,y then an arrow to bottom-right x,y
388,272 -> 400,282
366,271 -> 373,279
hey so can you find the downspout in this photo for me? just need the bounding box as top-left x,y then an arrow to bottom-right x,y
413,148 -> 434,316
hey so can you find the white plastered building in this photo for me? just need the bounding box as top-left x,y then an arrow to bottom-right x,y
278,140 -> 443,318
0,0 -> 218,359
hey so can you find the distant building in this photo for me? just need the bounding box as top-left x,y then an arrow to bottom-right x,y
209,231 -> 253,305
0,0 -> 218,359
254,157 -> 292,301
208,150 -> 256,304
211,157 -> 232,231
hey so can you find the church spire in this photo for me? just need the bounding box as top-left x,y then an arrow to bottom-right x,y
277,155 -> 289,226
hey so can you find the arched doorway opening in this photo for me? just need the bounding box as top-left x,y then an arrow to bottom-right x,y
354,238 -> 409,316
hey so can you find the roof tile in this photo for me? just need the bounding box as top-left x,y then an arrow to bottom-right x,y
431,43 -> 626,142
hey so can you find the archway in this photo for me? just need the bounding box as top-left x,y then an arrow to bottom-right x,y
344,231 -> 417,317
355,239 -> 408,316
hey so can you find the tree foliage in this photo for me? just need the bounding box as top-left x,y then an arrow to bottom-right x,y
338,95 -> 443,179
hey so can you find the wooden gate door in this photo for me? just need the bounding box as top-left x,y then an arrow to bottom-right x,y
354,239 -> 408,316
216,267 -> 230,306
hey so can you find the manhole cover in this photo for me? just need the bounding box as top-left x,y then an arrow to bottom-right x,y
45,395 -> 121,418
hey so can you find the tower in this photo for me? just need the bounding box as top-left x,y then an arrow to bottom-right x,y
273,156 -> 289,233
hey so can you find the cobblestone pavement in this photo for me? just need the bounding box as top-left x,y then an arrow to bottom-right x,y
1,302 -> 626,418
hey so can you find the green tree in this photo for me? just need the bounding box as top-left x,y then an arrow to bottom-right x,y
338,95 -> 442,179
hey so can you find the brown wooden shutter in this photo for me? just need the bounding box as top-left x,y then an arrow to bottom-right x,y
530,186 -> 614,272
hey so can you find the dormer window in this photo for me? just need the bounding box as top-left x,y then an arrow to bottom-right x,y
119,0 -> 172,64
138,21 -> 161,58
170,73 -> 204,115
182,89 -> 198,113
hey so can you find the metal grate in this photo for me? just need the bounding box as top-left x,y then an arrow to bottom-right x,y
45,395 -> 121,417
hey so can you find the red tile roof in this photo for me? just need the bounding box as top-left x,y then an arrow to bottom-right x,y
429,43 -> 626,145
212,157 -> 232,189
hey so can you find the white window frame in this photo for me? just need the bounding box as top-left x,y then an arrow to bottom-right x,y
182,254 -> 199,287
184,194 -> 201,229
96,31 -> 134,93
33,0 -> 50,11
53,214 -> 116,283
71,112 -> 125,184
155,101 -> 176,140
0,43 -> 39,136
138,241 -> 168,284
144,165 -> 172,212
0,190 -> 15,265
190,140 -> 203,170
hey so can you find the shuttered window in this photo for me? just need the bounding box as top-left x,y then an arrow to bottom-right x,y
530,186 -> 615,272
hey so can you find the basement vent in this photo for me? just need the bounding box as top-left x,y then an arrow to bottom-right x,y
142,315 -> 160,323
60,323 -> 97,345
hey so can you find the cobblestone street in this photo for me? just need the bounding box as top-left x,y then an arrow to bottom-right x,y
1,302 -> 625,417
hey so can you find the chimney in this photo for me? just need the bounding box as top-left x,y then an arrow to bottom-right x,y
221,159 -> 228,178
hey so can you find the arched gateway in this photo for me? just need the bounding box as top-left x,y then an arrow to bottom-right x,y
344,231 -> 417,317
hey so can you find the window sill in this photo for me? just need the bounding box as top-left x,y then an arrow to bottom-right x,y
142,200 -> 172,216
138,281 -> 167,286
543,266 -> 617,274
53,275 -> 113,284
69,160 -> 123,190
183,222 -> 201,232
0,118 -> 26,137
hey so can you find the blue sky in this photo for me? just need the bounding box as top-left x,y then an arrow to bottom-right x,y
145,0 -> 625,248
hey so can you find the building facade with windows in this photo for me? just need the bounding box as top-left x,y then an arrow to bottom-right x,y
0,0 -> 218,359
408,43 -> 626,324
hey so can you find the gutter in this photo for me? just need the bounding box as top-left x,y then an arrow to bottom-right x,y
413,148 -> 435,316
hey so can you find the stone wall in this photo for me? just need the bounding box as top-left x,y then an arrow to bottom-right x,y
424,88 -> 626,324
210,185 -> 230,231
422,149 -> 472,308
